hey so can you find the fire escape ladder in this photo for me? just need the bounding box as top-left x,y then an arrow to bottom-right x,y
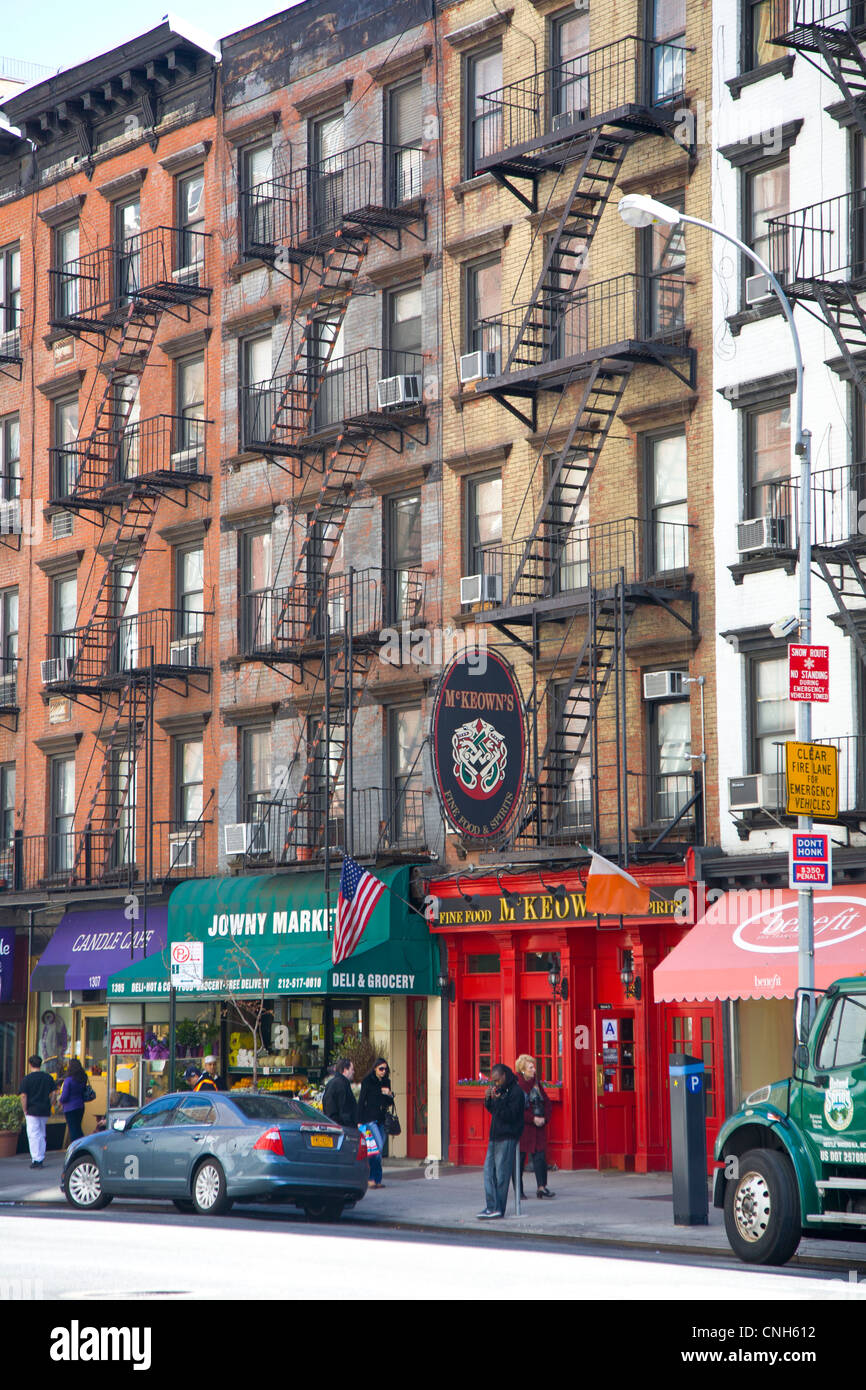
269,436 -> 374,668
280,647 -> 376,855
71,299 -> 163,501
269,231 -> 371,451
67,681 -> 148,887
814,549 -> 866,669
806,29 -> 866,145
812,283 -> 866,409
505,361 -> 634,606
503,131 -> 630,374
72,492 -> 158,680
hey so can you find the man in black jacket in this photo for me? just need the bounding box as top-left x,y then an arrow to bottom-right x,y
478,1063 -> 525,1219
322,1058 -> 358,1127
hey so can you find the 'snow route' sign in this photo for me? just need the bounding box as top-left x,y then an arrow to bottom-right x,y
789,644 -> 830,702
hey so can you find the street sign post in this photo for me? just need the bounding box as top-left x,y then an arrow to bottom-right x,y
789,645 -> 829,702
789,831 -> 832,890
170,940 -> 203,988
784,741 -> 838,820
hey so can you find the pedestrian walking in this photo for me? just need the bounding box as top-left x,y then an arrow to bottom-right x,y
184,1064 -> 218,1093
59,1059 -> 91,1145
515,1054 -> 555,1198
358,1057 -> 395,1188
322,1057 -> 358,1127
18,1055 -> 57,1167
477,1062 -> 525,1219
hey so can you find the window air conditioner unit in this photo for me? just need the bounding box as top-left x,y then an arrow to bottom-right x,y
643,670 -> 687,701
728,773 -> 782,812
0,674 -> 16,706
459,350 -> 500,384
737,516 -> 789,553
172,264 -> 201,289
460,572 -> 502,605
224,821 -> 270,857
168,831 -> 197,870
745,273 -> 773,305
552,109 -> 585,133
41,656 -> 74,685
376,374 -> 422,409
51,990 -> 72,1007
170,639 -> 200,668
169,446 -> 200,471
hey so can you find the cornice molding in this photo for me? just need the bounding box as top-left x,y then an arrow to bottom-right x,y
445,10 -> 513,51
158,140 -> 211,173
445,224 -> 511,261
223,110 -> 281,147
38,193 -> 86,227
444,442 -> 512,475
160,327 -> 211,360
220,701 -> 280,728
36,368 -> 86,401
96,167 -> 148,200
293,78 -> 353,119
370,42 -> 433,84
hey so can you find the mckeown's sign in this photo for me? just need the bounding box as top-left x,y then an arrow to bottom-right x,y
431,647 -> 527,840
429,889 -> 684,927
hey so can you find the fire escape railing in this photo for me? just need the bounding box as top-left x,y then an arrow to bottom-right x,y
240,566 -> 426,658
767,188 -> 866,287
48,415 -> 209,507
43,609 -> 212,687
48,227 -> 211,330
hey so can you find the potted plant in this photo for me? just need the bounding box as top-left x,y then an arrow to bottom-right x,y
0,1095 -> 24,1158
175,1019 -> 202,1058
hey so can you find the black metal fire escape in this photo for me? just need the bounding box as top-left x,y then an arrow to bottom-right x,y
44,227 -> 212,887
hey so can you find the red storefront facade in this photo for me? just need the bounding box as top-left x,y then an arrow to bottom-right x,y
429,866 -> 724,1172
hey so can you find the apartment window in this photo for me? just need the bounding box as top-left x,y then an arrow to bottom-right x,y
115,377 -> 140,481
646,671 -> 692,823
387,77 -> 423,202
549,453 -> 589,593
387,491 -> 422,623
467,953 -> 500,974
50,756 -> 75,873
111,561 -> 138,672
472,1001 -> 500,1077
177,169 -> 205,270
385,284 -> 423,370
744,158 -> 789,291
53,573 -> 77,665
748,651 -> 795,777
646,431 -> 688,572
240,141 -> 275,249
643,190 -> 686,335
240,526 -> 273,649
308,512 -> 345,634
242,726 -> 272,821
110,746 -> 136,868
851,132 -> 866,280
0,243 -> 20,339
114,197 -> 141,301
240,333 -> 273,449
0,588 -> 17,678
307,718 -> 345,842
54,221 -> 79,318
465,257 -> 501,357
176,354 -> 205,452
550,8 -> 590,123
466,45 -> 502,175
744,0 -> 776,69
177,545 -> 204,639
54,395 -> 79,499
549,680 -> 592,831
466,472 -> 502,582
649,0 -> 687,102
389,704 -> 424,840
175,738 -> 204,825
0,764 -> 14,852
0,415 -> 19,501
310,111 -> 346,234
745,399 -> 791,521
312,316 -> 346,432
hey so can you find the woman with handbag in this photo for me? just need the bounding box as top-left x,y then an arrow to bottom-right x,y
60,1058 -> 94,1145
358,1057 -> 398,1188
515,1054 -> 554,1198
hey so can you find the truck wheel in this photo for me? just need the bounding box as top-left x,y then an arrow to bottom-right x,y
723,1148 -> 801,1265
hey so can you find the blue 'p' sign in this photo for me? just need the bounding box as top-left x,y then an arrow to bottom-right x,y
688,1074 -> 702,1093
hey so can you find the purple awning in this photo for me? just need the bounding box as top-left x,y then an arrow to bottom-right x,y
30,907 -> 168,993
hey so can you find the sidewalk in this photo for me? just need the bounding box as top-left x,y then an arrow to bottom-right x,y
4,1149 -> 866,1270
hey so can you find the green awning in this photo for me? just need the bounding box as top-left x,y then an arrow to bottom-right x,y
107,867 -> 437,999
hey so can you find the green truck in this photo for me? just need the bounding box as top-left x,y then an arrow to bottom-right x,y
715,976 -> 866,1264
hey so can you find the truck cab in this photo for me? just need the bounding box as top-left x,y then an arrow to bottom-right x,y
715,977 -> 866,1264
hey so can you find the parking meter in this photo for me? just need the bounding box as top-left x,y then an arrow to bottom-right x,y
669,1051 -> 708,1226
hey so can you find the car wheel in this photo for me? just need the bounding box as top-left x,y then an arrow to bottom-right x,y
65,1155 -> 113,1211
303,1200 -> 344,1223
191,1159 -> 230,1216
723,1147 -> 801,1265
172,1199 -> 195,1213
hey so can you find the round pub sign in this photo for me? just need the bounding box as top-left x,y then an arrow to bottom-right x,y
431,647 -> 526,840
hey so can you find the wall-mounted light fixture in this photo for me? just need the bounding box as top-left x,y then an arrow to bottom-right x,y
620,949 -> 641,1001
437,971 -> 456,1003
548,960 -> 569,1002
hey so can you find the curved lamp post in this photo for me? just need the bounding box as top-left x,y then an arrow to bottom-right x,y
618,194 -> 814,990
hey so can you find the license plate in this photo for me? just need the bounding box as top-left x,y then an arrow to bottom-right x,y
310,1135 -> 334,1148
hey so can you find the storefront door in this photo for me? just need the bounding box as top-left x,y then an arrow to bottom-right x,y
406,997 -> 427,1159
595,1009 -> 636,1169
665,1007 -> 721,1162
77,1010 -> 108,1134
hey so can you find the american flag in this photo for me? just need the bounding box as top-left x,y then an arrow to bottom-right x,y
333,856 -> 386,965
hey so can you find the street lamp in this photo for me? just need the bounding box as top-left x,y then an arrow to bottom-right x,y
618,194 -> 815,991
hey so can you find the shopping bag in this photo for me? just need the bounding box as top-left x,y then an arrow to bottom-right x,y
358,1123 -> 381,1157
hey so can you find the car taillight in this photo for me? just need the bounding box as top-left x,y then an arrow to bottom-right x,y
253,1127 -> 285,1156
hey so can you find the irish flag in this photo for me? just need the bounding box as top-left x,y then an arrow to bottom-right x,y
585,853 -> 650,917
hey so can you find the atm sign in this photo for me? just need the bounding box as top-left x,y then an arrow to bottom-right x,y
110,1027 -> 144,1055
